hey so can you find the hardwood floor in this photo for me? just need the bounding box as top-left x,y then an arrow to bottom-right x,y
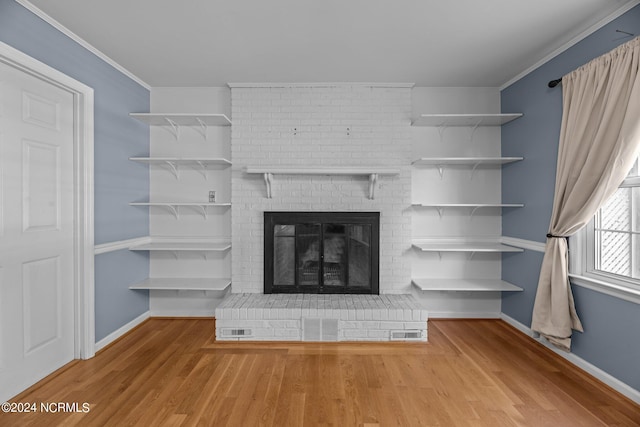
2,318 -> 638,426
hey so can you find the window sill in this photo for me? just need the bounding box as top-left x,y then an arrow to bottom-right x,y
568,273 -> 640,305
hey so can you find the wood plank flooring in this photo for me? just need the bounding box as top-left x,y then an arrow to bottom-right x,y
1,318 -> 638,426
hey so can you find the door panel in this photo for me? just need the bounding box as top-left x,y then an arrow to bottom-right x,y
22,91 -> 61,131
23,256 -> 60,354
0,61 -> 75,402
22,139 -> 60,232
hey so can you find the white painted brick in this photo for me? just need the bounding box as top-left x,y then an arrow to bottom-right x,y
232,86 -> 412,293
404,322 -> 427,329
343,329 -> 368,338
379,321 -> 403,330
368,330 -> 389,338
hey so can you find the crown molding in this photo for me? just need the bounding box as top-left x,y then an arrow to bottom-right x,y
16,0 -> 151,90
500,0 -> 640,90
227,82 -> 415,88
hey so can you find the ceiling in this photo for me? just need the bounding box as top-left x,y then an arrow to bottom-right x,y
26,0 -> 637,88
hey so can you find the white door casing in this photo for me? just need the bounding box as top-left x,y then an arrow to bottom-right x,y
0,42 -> 94,402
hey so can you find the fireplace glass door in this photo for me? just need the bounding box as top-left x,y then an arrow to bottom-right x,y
265,212 -> 379,294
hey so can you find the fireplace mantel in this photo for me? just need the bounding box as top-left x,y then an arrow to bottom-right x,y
245,166 -> 400,199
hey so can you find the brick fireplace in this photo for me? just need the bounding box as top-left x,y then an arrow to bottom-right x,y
216,84 -> 424,342
230,84 -> 412,294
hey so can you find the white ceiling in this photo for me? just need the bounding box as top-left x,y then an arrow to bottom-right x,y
25,0 -> 638,88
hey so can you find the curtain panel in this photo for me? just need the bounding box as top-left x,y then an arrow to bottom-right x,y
531,36 -> 640,351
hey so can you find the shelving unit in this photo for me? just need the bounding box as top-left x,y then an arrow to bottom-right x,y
412,156 -> 523,178
130,113 -> 231,140
412,203 -> 524,218
129,202 -> 231,219
129,278 -> 231,292
411,113 -> 522,127
411,278 -> 522,292
129,239 -> 231,252
245,166 -> 400,199
129,157 -> 231,179
129,109 -> 232,297
412,240 -> 523,253
411,112 -> 524,299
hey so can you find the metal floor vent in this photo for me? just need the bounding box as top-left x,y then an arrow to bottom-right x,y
390,330 -> 423,341
220,328 -> 253,338
302,318 -> 339,341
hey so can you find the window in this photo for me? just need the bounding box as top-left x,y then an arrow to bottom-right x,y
571,155 -> 640,301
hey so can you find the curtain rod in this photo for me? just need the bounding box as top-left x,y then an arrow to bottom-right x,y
548,78 -> 562,88
548,30 -> 635,89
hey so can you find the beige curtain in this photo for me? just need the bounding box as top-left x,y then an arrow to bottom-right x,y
531,36 -> 640,351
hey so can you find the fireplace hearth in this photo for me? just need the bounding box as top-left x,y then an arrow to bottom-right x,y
264,212 -> 379,294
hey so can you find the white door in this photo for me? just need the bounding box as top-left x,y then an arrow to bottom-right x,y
0,61 -> 75,402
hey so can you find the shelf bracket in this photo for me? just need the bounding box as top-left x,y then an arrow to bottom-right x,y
195,117 -> 208,140
469,162 -> 481,179
164,160 -> 180,179
436,165 -> 445,179
166,204 -> 179,220
437,125 -> 448,142
470,206 -> 481,217
263,173 -> 274,198
435,207 -> 444,218
164,118 -> 180,140
368,173 -> 378,199
195,205 -> 208,220
170,250 -> 178,260
194,160 -> 208,180
467,120 -> 481,142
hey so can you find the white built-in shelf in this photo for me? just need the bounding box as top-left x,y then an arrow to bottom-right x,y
129,202 -> 231,219
411,278 -> 523,292
412,203 -> 524,218
129,157 -> 231,179
244,166 -> 400,199
130,113 -> 231,126
412,240 -> 524,258
412,157 -> 524,178
412,157 -> 523,166
130,113 -> 231,140
412,241 -> 523,252
411,113 -> 523,127
129,238 -> 231,255
129,277 -> 231,292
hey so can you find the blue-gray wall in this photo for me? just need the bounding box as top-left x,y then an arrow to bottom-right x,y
0,0 -> 150,342
502,5 -> 640,391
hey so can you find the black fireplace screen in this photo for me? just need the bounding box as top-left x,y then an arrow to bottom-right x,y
264,212 -> 379,294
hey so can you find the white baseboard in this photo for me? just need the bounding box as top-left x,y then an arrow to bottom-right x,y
429,311 -> 500,319
94,311 -> 150,352
500,313 -> 640,405
149,309 -> 216,317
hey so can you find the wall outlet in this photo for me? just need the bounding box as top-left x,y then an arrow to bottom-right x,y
209,191 -> 216,203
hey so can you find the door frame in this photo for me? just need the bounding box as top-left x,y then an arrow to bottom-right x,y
0,41 -> 95,359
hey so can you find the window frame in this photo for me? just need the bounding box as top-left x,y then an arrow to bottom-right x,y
570,174 -> 640,305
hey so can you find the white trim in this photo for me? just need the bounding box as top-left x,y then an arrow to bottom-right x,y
15,0 -> 151,90
149,309 -> 217,317
94,311 -> 150,353
227,82 -> 415,88
428,311 -> 500,319
500,0 -> 640,90
501,236 -> 546,253
0,41 -> 96,359
500,313 -> 640,405
569,227 -> 640,304
569,274 -> 640,305
95,236 -> 152,255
